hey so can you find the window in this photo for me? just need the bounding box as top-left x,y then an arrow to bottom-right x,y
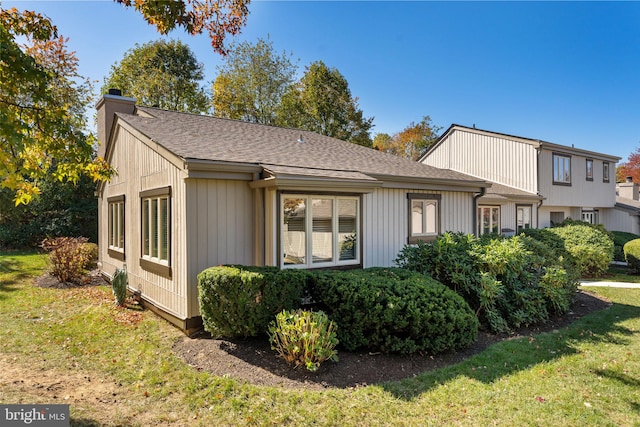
550,211 -> 565,225
553,153 -> 571,185
140,187 -> 171,276
107,195 -> 125,260
516,205 -> 532,233
282,194 -> 359,268
408,193 -> 441,243
586,159 -> 593,181
478,206 -> 500,236
603,162 -> 610,183
582,209 -> 599,225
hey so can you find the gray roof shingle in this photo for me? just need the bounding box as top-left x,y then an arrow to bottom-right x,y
116,106 -> 488,186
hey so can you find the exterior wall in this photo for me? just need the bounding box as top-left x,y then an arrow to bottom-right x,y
184,178 -> 255,317
479,201 -> 538,234
99,126 -> 189,320
423,129 -> 538,193
538,149 -> 617,208
363,188 -> 474,267
602,208 -> 640,235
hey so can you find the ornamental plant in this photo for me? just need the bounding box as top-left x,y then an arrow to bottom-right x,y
624,238 -> 640,273
41,237 -> 91,284
268,309 -> 338,372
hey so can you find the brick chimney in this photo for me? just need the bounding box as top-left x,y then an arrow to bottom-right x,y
96,89 -> 136,158
617,176 -> 639,201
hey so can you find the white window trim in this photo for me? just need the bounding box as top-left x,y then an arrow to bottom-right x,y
516,204 -> 532,233
478,205 -> 501,236
553,153 -> 572,185
140,187 -> 171,268
281,194 -> 360,269
407,193 -> 441,243
107,195 -> 125,260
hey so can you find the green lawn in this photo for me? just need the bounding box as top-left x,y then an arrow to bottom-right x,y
1,252 -> 639,426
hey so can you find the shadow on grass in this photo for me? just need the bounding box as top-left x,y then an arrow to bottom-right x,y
0,255 -> 39,300
382,301 -> 640,400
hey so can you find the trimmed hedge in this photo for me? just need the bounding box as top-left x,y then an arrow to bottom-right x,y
312,268 -> 478,354
198,266 -> 479,355
624,238 -> 640,273
197,266 -> 308,338
612,231 -> 640,262
545,223 -> 613,277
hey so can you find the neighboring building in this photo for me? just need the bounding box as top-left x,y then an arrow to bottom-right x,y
420,124 -> 621,234
96,92 -> 490,332
609,177 -> 640,235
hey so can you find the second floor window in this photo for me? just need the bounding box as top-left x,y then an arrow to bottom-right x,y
603,162 -> 610,183
553,153 -> 571,185
586,159 -> 593,181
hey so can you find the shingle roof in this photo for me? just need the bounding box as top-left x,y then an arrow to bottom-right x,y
116,106 -> 488,187
483,182 -> 543,200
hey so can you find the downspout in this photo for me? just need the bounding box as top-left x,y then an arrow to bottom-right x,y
536,145 -> 543,228
252,172 -> 265,266
473,187 -> 486,236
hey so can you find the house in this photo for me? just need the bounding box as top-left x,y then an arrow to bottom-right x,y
420,124 -> 622,234
96,91 -> 490,332
609,177 -> 640,235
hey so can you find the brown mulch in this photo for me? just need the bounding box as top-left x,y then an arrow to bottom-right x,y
172,290 -> 612,390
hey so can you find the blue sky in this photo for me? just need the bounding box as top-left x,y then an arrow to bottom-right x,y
4,1 -> 640,160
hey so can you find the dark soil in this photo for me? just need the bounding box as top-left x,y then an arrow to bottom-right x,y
172,290 -> 611,390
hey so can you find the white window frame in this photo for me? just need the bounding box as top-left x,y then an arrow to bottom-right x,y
516,204 -> 532,233
581,209 -> 599,225
140,187 -> 171,273
281,194 -> 360,269
107,195 -> 125,259
408,193 -> 441,243
553,153 -> 571,185
478,205 -> 500,236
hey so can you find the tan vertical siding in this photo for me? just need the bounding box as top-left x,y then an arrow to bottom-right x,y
363,188 -> 474,267
602,208 -> 640,234
100,127 -> 188,320
185,179 -> 255,317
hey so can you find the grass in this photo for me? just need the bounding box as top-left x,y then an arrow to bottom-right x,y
1,251 -> 640,426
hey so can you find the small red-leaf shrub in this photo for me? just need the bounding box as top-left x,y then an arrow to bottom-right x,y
41,237 -> 90,284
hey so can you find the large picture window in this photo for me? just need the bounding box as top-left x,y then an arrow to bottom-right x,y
478,206 -> 500,236
408,193 -> 441,243
140,187 -> 171,276
282,195 -> 359,268
107,195 -> 125,260
553,153 -> 571,185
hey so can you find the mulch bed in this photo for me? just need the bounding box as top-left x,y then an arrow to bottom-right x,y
172,290 -> 612,390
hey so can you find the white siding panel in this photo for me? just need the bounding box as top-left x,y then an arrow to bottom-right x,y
602,208 -> 640,234
539,149 -> 617,208
424,129 -> 537,193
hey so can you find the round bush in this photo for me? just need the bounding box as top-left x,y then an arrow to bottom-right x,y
313,268 -> 478,355
197,266 -> 307,338
624,238 -> 640,273
547,224 -> 613,277
613,231 -> 640,262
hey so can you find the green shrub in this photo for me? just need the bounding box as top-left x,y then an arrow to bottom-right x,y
396,232 -> 579,333
624,239 -> 640,273
112,268 -> 128,306
197,266 -> 307,338
546,224 -> 613,277
41,237 -> 91,284
268,309 -> 338,372
313,268 -> 478,354
612,231 -> 640,262
79,243 -> 99,270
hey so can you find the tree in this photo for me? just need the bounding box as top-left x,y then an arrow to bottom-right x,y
115,0 -> 250,55
0,7 -> 112,205
212,37 -> 297,124
102,39 -> 210,113
616,147 -> 640,183
373,116 -> 442,160
276,61 -> 374,147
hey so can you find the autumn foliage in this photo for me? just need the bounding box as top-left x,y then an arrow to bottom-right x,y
115,0 -> 250,55
373,116 -> 442,160
616,147 -> 640,183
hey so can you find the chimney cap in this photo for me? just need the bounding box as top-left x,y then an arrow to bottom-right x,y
108,88 -> 122,96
